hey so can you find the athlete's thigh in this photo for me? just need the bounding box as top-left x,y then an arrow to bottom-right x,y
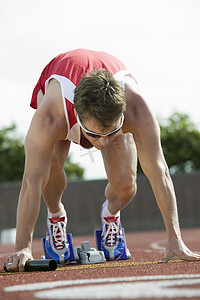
101,133 -> 137,185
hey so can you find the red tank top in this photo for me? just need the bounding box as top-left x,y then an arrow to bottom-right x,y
30,49 -> 131,148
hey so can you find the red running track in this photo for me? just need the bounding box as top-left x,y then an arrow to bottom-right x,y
0,228 -> 200,300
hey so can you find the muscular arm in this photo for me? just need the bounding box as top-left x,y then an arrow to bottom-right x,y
16,110 -> 55,251
132,101 -> 181,240
6,81 -> 68,271
125,78 -> 200,261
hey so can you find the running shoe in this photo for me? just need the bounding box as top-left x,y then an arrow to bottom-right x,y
45,215 -> 70,264
101,213 -> 130,260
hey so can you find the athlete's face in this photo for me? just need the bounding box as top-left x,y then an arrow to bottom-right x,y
78,116 -> 124,150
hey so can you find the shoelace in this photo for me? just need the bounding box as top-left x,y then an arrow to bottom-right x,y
102,216 -> 119,247
49,217 -> 67,250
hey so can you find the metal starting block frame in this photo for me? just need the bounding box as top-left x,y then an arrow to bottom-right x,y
73,240 -> 106,265
95,228 -> 131,260
41,227 -> 130,264
41,234 -> 106,265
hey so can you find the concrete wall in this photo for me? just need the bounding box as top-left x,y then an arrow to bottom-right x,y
0,173 -> 200,240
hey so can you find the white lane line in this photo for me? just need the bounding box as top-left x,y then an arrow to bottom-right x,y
4,274 -> 200,292
34,278 -> 200,299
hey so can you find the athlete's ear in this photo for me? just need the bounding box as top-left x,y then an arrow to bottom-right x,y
74,108 -> 77,118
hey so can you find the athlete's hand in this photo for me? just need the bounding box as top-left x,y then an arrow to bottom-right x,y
160,237 -> 200,262
5,248 -> 34,272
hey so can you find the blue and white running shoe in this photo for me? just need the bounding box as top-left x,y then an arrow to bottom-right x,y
101,214 -> 130,260
45,216 -> 70,264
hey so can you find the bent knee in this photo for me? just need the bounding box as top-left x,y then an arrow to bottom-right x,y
120,181 -> 137,201
115,177 -> 137,201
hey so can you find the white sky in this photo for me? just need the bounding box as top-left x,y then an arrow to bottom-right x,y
0,0 -> 200,179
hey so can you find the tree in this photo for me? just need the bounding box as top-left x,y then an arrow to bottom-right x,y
159,112 -> 200,174
0,124 -> 84,182
64,157 -> 84,180
0,124 -> 25,182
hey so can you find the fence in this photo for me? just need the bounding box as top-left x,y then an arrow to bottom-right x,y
0,173 -> 200,241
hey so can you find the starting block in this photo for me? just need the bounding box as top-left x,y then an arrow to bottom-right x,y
41,234 -> 106,265
74,241 -> 106,265
95,228 -> 131,260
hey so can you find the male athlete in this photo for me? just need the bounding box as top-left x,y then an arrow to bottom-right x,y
6,49 -> 200,271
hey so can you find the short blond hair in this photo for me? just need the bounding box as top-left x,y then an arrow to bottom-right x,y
74,69 -> 126,129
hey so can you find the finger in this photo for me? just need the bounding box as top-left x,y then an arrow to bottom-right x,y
191,251 -> 200,258
181,253 -> 200,261
161,249 -> 200,262
159,256 -> 171,263
18,256 -> 28,272
174,247 -> 200,261
159,254 -> 171,263
8,256 -> 20,272
6,257 -> 15,272
6,261 -> 14,271
159,250 -> 176,263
